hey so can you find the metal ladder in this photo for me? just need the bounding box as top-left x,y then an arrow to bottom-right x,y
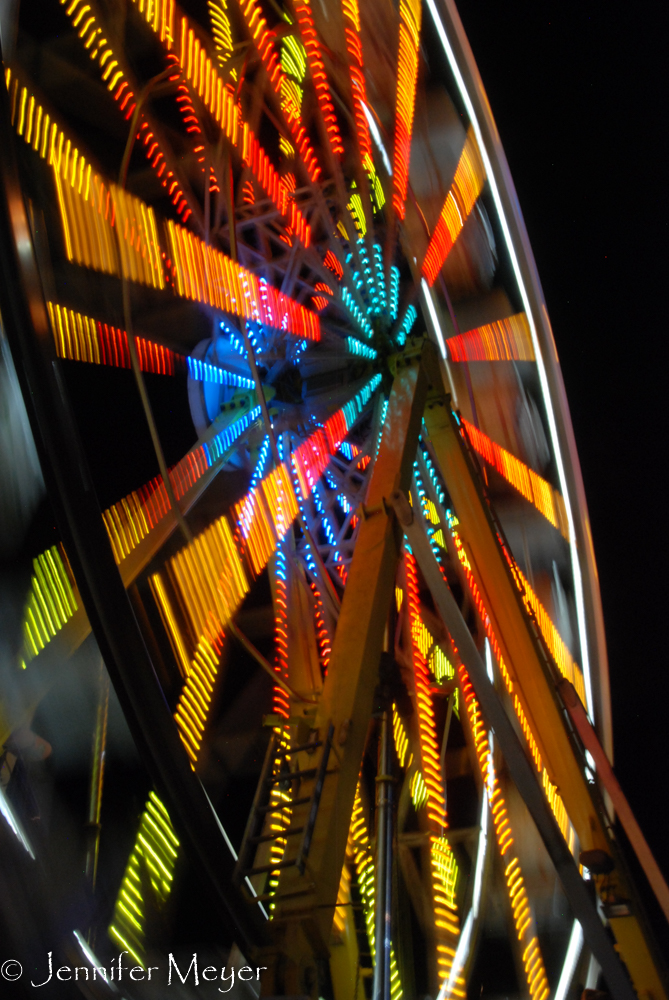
233,723 -> 336,895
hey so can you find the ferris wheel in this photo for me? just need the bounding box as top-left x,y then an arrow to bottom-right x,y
0,1 -> 666,998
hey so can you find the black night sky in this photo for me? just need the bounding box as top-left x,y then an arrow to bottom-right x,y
456,0 -> 669,922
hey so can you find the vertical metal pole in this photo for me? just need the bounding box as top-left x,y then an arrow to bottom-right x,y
85,659 -> 109,902
373,709 -> 393,1000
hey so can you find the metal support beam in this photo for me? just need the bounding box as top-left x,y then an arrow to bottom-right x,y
422,398 -> 668,998
372,710 -> 393,1000
423,398 -> 607,853
559,678 -> 669,926
388,488 -> 636,1000
261,342 -> 434,988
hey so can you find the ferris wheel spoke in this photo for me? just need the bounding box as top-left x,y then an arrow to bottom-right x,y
234,0 -> 323,186
421,127 -> 486,289
459,417 -> 570,541
443,312 -> 535,363
58,0 -> 204,228
127,0 -> 313,246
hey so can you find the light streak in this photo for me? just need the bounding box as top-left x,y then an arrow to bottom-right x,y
238,0 -> 321,182
341,0 -> 372,161
109,791 -> 180,967
173,633 -> 223,762
392,0 -> 421,219
293,1 -> 344,158
445,313 -> 534,363
312,281 -> 334,311
396,304 -> 417,346
46,301 -> 253,386
406,553 -> 462,985
265,544 -> 293,909
421,279 -> 448,362
340,0 -> 386,213
125,0 -> 311,243
461,418 -> 570,540
425,0 -> 594,720
324,250 -> 344,280
291,375 -> 381,497
363,101 -> 392,176
59,0 -> 192,219
176,8 -> 310,244
459,668 -> 549,1000
347,337 -> 377,360
150,574 -> 192,677
166,221 -> 321,340
417,453 -> 579,853
187,356 -> 254,388
0,785 -> 35,859
208,0 -> 237,80
21,546 -> 78,667
389,266 -> 400,321
349,784 -> 403,1000
102,407 -> 261,564
554,921 -> 584,1000
167,512 -> 249,641
342,286 -> 373,340
421,127 -> 485,286
50,133 -> 165,288
511,563 -> 587,705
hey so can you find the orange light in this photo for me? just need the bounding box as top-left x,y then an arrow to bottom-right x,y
422,127 -> 485,286
445,313 -> 535,363
165,220 -> 320,340
293,1 -> 344,158
238,0 -> 321,183
59,1 -> 191,218
47,302 -> 179,373
459,666 -> 549,1000
461,418 -> 569,540
511,561 -> 587,705
405,554 -> 462,982
167,514 -> 249,640
341,0 -> 373,169
392,0 -> 421,219
445,512 -> 576,849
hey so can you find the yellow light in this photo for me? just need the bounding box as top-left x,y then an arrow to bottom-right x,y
109,791 -> 180,968
167,513 -> 249,640
422,127 -> 485,285
462,418 -> 569,540
21,546 -> 78,665
460,667 -> 549,999
445,313 -> 535,363
393,0 -> 421,219
513,564 -> 587,705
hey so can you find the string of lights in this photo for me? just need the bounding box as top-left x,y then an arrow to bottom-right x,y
422,127 -> 485,287
460,418 -> 570,540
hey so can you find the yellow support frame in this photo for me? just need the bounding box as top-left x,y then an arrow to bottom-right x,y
261,340 -> 434,993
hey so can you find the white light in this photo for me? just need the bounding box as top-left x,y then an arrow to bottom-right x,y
425,0 -> 594,723
363,102 -> 393,176
73,931 -> 103,971
554,920 -> 584,1000
437,784 -> 489,999
201,784 -> 269,919
471,790 -> 488,918
437,910 -> 473,1000
421,278 -> 446,356
585,954 -> 601,989
485,638 -> 494,682
0,784 -> 35,859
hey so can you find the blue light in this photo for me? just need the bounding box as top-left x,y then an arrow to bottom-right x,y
203,405 -> 262,467
187,356 -> 254,389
